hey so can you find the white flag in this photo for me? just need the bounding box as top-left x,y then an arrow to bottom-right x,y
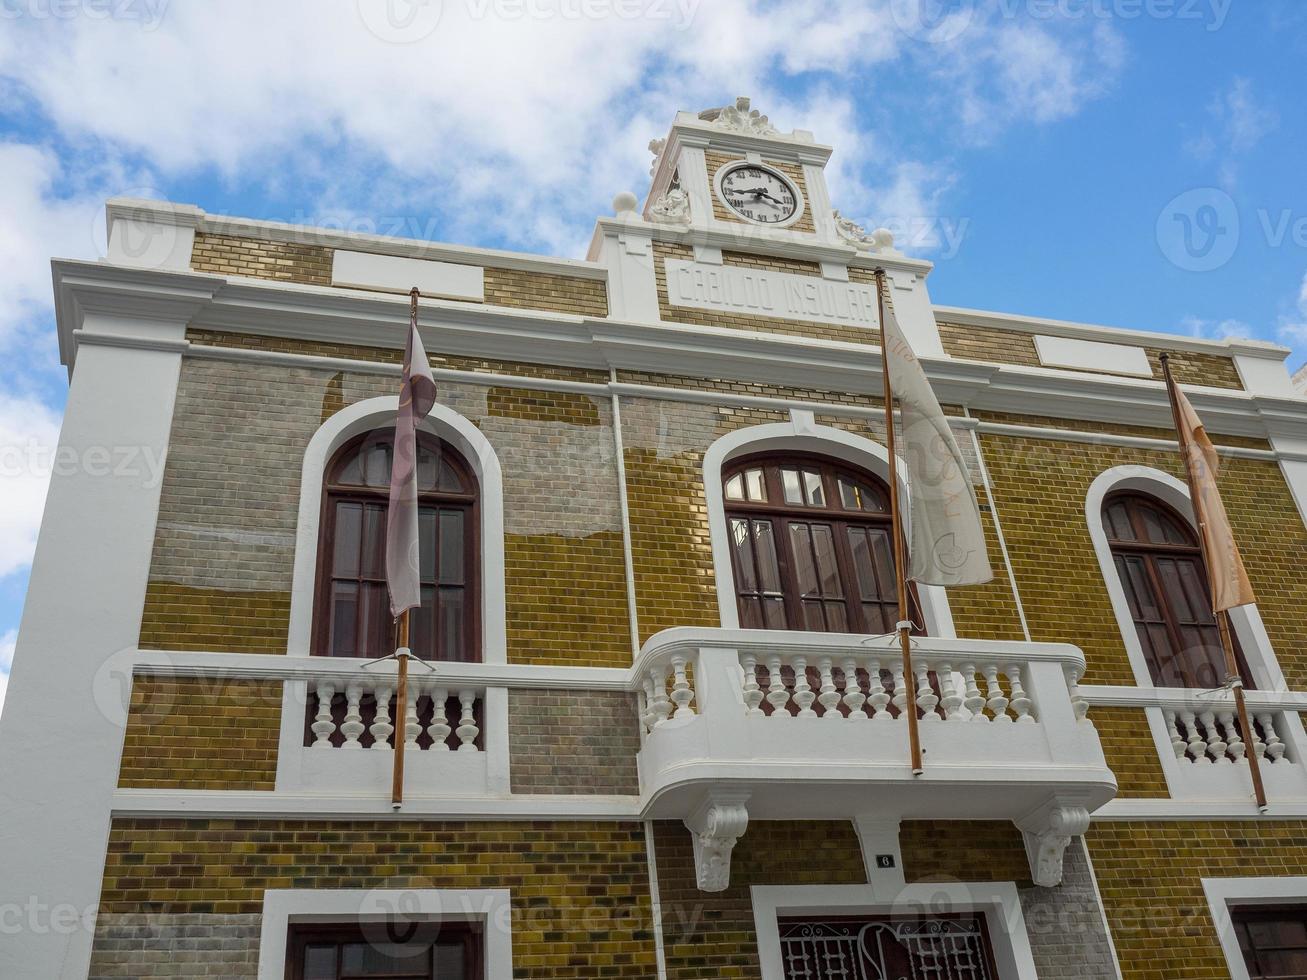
882,306 -> 993,587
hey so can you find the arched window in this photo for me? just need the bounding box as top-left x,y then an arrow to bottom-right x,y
724,453 -> 922,634
1102,491 -> 1250,689
313,429 -> 479,661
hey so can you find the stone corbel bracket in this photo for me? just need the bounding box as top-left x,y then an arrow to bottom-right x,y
1017,803 -> 1091,888
685,794 -> 750,892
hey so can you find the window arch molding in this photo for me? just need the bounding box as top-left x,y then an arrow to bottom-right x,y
702,416 -> 957,638
288,395 -> 507,665
1085,464 -> 1279,691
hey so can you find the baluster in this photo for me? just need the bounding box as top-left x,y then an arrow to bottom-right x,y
648,667 -> 673,727
742,655 -> 765,716
983,664 -> 1009,722
960,663 -> 986,722
766,655 -> 790,718
1258,713 -> 1286,762
341,682 -> 365,749
937,662 -> 962,721
1005,665 -> 1034,724
369,685 -> 394,751
456,690 -> 480,751
1065,666 -> 1090,722
817,658 -> 841,719
841,657 -> 866,720
1218,711 -> 1244,763
311,682 -> 337,749
403,679 -> 420,752
1180,710 -> 1208,763
793,656 -> 817,717
867,660 -> 891,722
670,656 -> 695,719
915,662 -> 938,722
1199,709 -> 1228,763
426,687 -> 451,751
638,678 -> 654,733
1163,709 -> 1186,759
890,666 -> 908,721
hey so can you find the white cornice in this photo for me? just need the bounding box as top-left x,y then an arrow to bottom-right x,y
105,197 -> 609,281
52,259 -> 1307,440
589,215 -> 935,277
936,304 -> 1290,360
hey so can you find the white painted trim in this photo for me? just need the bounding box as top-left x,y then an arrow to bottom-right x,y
968,416 -> 1031,641
1082,684 -> 1307,711
1078,838 -> 1125,980
257,887 -> 512,980
1202,876 -> 1307,980
112,789 -> 642,820
286,396 -> 506,663
610,377 -> 641,657
711,159 -> 807,230
702,420 -> 957,638
750,882 -> 1038,980
1034,334 -> 1151,377
643,821 -> 669,980
1095,799 -> 1307,819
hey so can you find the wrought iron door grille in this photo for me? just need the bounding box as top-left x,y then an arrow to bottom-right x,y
778,916 -> 996,980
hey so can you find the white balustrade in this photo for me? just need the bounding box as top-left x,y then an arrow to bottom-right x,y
305,676 -> 482,752
1162,707 -> 1288,766
732,651 -> 1043,724
641,654 -> 697,733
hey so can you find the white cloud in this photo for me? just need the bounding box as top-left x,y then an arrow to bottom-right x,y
1185,77 -> 1277,187
0,629 -> 15,717
0,395 -> 62,580
1180,314 -> 1253,342
1276,271 -> 1307,352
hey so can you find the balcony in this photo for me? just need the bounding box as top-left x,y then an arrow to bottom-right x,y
634,627 -> 1116,890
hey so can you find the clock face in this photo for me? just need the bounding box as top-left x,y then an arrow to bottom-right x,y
719,164 -> 800,224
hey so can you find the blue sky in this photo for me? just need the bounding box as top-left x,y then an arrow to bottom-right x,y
1,0 -> 1305,712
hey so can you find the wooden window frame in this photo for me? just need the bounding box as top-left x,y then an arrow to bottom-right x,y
1231,904 -> 1307,980
1103,490 -> 1251,689
311,429 -> 481,663
285,921 -> 482,980
723,452 -> 924,636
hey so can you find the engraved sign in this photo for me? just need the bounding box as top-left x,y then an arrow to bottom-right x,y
664,259 -> 879,330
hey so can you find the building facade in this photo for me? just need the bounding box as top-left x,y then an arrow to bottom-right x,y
4,98 -> 1307,979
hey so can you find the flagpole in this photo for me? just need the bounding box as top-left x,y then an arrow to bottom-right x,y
875,269 -> 924,776
1160,352 -> 1267,813
391,610 -> 410,810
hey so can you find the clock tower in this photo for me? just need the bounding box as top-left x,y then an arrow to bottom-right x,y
590,96 -> 946,359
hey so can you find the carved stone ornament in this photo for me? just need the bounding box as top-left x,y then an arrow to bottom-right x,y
1020,805 -> 1091,887
649,187 -> 690,226
833,209 -> 873,247
698,96 -> 779,136
648,137 -> 666,177
685,799 -> 750,892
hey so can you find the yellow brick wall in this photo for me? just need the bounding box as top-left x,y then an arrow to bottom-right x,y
190,232 -> 332,285
117,677 -> 281,790
1088,821 -> 1307,979
100,819 -> 656,978
899,819 -> 1033,885
977,431 -> 1307,688
1091,706 -> 1170,798
704,150 -> 818,234
938,321 -> 1245,390
189,235 -> 609,317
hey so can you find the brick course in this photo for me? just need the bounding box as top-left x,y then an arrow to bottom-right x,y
99,819 -> 657,978
508,690 -> 641,794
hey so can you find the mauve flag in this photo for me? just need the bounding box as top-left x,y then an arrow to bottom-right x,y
882,303 -> 993,587
386,293 -> 439,619
1173,383 -> 1256,611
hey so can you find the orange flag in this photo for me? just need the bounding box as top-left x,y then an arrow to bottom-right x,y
1173,384 -> 1256,611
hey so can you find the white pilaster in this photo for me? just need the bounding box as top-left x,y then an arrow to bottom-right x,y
0,313 -> 186,979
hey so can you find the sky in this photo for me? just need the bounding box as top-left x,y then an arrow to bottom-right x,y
1,0 -> 1306,714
